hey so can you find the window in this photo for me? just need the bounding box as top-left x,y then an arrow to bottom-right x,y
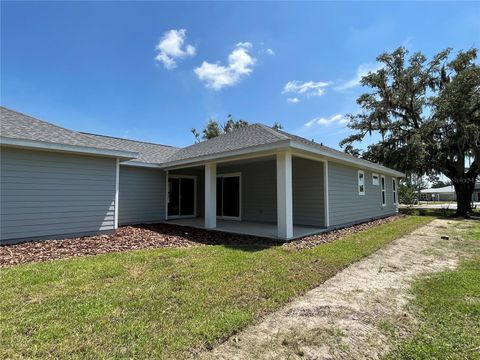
392,178 -> 397,204
358,170 -> 365,195
372,173 -> 379,186
381,175 -> 386,206
216,173 -> 241,219
168,176 -> 196,217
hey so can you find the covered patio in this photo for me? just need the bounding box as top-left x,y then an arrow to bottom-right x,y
165,217 -> 327,239
165,150 -> 328,240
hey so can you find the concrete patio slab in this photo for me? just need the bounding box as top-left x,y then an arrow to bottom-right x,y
164,218 -> 327,240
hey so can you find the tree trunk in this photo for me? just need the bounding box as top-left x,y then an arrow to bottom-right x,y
453,180 -> 475,217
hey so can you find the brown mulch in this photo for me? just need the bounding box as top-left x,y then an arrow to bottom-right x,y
0,215 -> 406,268
0,224 -> 278,268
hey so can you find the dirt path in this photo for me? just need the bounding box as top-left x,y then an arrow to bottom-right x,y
199,219 -> 472,360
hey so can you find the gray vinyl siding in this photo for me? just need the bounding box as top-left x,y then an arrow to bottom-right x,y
171,162 -> 277,222
0,147 -> 116,242
118,166 -> 166,225
174,158 -> 326,226
218,158 -> 326,226
328,162 -> 397,226
219,160 -> 277,223
292,157 -> 325,227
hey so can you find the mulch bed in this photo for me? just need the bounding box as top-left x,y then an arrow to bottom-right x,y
0,215 -> 406,268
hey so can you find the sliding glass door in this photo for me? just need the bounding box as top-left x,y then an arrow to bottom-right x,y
168,177 -> 196,217
216,174 -> 241,219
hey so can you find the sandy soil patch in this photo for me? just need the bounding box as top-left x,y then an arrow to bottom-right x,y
199,219 -> 473,360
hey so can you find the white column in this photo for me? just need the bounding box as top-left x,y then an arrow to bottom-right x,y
277,151 -> 293,240
114,158 -> 120,229
324,160 -> 330,227
204,162 -> 217,229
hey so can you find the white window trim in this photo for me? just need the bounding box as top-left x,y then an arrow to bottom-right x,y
381,175 -> 386,207
372,173 -> 379,186
216,172 -> 242,221
392,178 -> 397,205
358,170 -> 365,195
167,174 -> 197,219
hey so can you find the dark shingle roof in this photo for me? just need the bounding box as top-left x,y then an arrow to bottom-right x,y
82,133 -> 179,164
0,107 -> 134,154
0,106 -> 404,175
162,123 -> 404,176
164,124 -> 289,163
276,129 -> 402,175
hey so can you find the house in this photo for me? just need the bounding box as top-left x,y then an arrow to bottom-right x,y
0,107 -> 404,244
420,183 -> 480,202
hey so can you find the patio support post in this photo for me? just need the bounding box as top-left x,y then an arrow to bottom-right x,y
114,158 -> 120,229
277,151 -> 293,240
324,160 -> 330,227
204,162 -> 217,229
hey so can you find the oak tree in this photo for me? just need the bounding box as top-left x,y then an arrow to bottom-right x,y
341,47 -> 479,216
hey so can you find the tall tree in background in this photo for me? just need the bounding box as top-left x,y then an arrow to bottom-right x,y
191,115 -> 283,142
191,115 -> 248,142
340,47 -> 480,216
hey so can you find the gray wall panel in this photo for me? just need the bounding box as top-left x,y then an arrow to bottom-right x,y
1,147 -> 116,242
292,157 -> 325,226
219,160 -> 277,223
328,162 -> 397,226
175,158 -> 327,226
118,166 -> 166,225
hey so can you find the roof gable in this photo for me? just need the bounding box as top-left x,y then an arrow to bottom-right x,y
0,107 -> 136,157
162,123 -> 405,176
164,124 -> 289,163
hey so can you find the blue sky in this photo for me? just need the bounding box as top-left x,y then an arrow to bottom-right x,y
2,2 -> 479,149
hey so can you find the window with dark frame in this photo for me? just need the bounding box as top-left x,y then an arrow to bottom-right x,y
381,175 -> 386,206
392,178 -> 397,204
358,170 -> 365,195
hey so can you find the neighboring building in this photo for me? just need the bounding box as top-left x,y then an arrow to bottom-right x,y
1,107 -> 404,244
420,183 -> 480,202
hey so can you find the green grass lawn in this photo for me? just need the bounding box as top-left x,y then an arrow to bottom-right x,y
385,220 -> 480,360
0,216 -> 433,359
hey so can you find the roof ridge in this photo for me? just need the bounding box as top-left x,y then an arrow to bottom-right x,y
255,123 -> 291,141
1,106 -> 88,138
180,122 -> 281,146
80,132 -> 178,148
0,106 -> 129,151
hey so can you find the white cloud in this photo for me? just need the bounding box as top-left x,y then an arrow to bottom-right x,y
155,29 -> 196,70
287,97 -> 300,104
335,63 -> 383,90
305,114 -> 349,127
282,80 -> 330,97
194,42 -> 256,90
266,48 -> 275,56
235,41 -> 253,49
